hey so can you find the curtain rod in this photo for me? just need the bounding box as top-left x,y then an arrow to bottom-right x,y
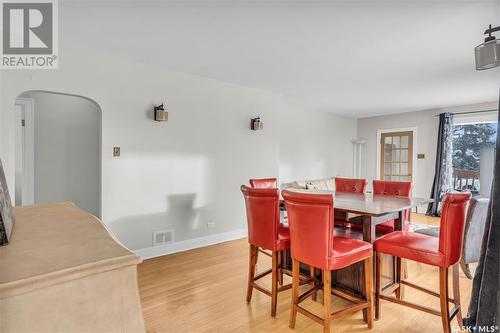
435,109 -> 498,117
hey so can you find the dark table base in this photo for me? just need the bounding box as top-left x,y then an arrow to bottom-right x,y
282,227 -> 396,298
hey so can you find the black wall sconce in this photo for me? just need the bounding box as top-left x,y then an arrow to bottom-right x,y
154,103 -> 168,121
250,117 -> 263,131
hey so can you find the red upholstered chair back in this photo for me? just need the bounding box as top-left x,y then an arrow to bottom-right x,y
373,180 -> 413,221
249,178 -> 278,188
373,180 -> 413,197
282,190 -> 334,269
439,192 -> 472,267
335,177 -> 368,193
241,185 -> 281,251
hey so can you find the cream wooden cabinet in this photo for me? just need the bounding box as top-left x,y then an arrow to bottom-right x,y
0,202 -> 145,332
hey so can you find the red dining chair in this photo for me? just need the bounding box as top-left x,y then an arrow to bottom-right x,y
334,177 -> 368,228
373,180 -> 413,234
241,185 -> 308,317
351,180 -> 413,234
282,190 -> 373,333
374,192 -> 471,333
249,178 -> 278,188
335,177 -> 368,193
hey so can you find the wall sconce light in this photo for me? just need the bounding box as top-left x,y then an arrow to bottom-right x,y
154,103 -> 168,121
250,117 -> 263,131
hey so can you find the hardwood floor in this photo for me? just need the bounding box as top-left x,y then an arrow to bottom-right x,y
138,214 -> 474,333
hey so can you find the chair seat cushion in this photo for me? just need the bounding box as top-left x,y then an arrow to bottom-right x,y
374,231 -> 446,267
350,220 -> 410,234
328,236 -> 373,270
334,220 -> 351,228
276,223 -> 290,250
376,220 -> 409,234
378,220 -> 410,234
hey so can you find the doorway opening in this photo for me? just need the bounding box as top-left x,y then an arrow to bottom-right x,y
14,91 -> 102,217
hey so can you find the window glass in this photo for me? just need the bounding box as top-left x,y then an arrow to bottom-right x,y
401,149 -> 409,162
401,136 -> 409,149
452,122 -> 497,193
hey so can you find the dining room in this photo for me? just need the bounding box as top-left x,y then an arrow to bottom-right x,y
1,1 -> 499,333
138,174 -> 489,333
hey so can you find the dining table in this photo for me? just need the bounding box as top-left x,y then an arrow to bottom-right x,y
279,188 -> 433,319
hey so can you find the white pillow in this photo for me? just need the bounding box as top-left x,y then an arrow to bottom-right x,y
280,181 -> 306,189
294,180 -> 309,189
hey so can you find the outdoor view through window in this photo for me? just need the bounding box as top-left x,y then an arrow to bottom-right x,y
452,122 -> 498,194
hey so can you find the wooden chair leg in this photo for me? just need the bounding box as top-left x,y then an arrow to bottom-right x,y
255,247 -> 259,271
277,251 -> 283,286
452,264 -> 464,327
323,269 -> 331,333
400,258 -> 406,299
363,257 -> 373,329
310,266 -> 317,301
246,244 -> 257,303
439,267 -> 451,333
375,252 -> 381,320
289,258 -> 300,329
280,252 -> 284,286
271,251 -> 278,317
403,258 -> 408,279
395,257 -> 403,299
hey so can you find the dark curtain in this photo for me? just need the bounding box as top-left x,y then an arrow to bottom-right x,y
427,112 -> 454,216
464,98 -> 500,330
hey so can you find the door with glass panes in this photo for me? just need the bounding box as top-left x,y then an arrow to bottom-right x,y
380,131 -> 413,181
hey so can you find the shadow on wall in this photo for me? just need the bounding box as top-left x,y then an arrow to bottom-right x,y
109,193 -> 210,250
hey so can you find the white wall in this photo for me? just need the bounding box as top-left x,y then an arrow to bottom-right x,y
18,92 -> 100,217
1,48 -> 355,252
279,103 -> 356,183
356,102 -> 498,198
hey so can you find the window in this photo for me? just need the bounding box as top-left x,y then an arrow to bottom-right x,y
452,122 -> 497,193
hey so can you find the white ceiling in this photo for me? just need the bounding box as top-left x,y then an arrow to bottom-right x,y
62,1 -> 500,117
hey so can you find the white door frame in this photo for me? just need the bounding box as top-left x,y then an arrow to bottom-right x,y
15,98 -> 35,205
376,127 -> 418,193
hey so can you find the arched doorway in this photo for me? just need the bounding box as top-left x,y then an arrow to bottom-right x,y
14,91 -> 102,217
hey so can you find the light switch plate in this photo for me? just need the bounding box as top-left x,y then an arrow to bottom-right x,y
113,147 -> 120,157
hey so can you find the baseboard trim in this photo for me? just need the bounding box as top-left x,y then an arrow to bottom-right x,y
133,228 -> 247,260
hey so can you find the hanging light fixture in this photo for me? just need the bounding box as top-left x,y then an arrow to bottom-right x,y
475,24 -> 500,70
